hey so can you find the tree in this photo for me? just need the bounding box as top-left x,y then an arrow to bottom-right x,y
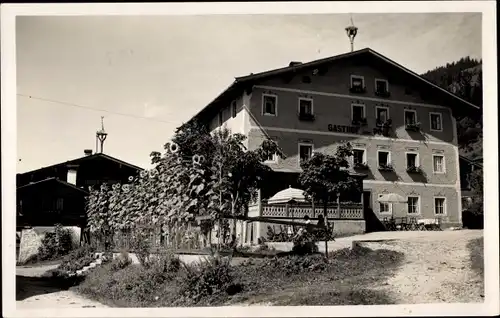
298,142 -> 361,254
208,128 -> 283,244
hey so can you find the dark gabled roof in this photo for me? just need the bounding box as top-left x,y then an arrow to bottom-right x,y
17,153 -> 144,176
17,177 -> 89,193
190,47 -> 480,124
459,155 -> 483,169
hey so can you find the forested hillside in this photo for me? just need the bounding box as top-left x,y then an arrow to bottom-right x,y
421,57 -> 483,160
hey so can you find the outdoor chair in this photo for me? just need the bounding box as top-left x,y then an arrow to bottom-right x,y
407,217 -> 418,231
400,217 -> 408,231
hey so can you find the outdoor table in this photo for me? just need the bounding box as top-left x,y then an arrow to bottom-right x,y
417,218 -> 441,231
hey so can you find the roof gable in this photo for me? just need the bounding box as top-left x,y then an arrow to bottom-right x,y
190,48 -> 480,123
17,177 -> 89,193
18,153 -> 144,177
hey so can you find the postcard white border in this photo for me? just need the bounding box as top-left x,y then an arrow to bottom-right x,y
2,1 -> 498,317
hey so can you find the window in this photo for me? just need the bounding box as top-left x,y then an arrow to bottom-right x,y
404,110 -> 417,125
298,98 -> 313,115
376,106 -> 389,124
377,150 -> 390,167
351,104 -> 365,122
378,194 -> 391,214
406,152 -> 418,168
56,198 -> 64,211
350,75 -> 365,88
298,143 -> 313,165
433,155 -> 445,173
353,149 -> 365,165
262,94 -> 277,116
231,100 -> 237,118
434,197 -> 446,215
375,79 -> 389,95
430,112 -> 443,131
407,196 -> 419,214
265,138 -> 279,163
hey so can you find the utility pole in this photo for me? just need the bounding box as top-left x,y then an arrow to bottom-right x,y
96,116 -> 108,153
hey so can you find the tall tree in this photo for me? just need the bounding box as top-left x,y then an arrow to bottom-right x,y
298,142 -> 360,254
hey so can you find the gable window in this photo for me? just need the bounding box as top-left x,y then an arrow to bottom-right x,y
407,196 -> 420,214
377,150 -> 391,170
350,75 -> 365,93
262,94 -> 277,116
351,104 -> 366,125
434,197 -> 446,215
433,154 -> 445,173
375,79 -> 390,96
231,100 -> 237,118
378,194 -> 392,214
430,112 -> 443,131
298,143 -> 313,166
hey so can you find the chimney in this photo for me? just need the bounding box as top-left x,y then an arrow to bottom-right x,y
84,149 -> 93,156
67,165 -> 78,185
289,61 -> 302,67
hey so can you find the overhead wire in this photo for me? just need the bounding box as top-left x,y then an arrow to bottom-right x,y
17,93 -> 180,124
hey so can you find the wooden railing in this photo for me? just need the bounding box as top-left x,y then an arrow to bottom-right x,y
260,203 -> 363,219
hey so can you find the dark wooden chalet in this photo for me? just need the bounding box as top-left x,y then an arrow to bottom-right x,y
16,151 -> 143,227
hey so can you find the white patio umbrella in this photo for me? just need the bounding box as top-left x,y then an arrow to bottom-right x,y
267,186 -> 308,231
377,193 -> 407,219
267,186 -> 308,204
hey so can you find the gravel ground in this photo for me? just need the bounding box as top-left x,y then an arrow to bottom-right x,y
16,230 -> 484,308
364,230 -> 484,304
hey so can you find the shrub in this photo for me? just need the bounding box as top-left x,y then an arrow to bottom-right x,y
36,224 -> 74,261
110,250 -> 132,271
177,256 -> 235,304
58,245 -> 97,273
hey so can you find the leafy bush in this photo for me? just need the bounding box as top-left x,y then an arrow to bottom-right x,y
178,256 -> 235,304
76,252 -> 183,307
36,224 -> 74,261
110,251 -> 132,271
58,245 -> 96,273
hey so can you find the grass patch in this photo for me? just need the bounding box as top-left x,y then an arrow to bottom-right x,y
74,244 -> 404,306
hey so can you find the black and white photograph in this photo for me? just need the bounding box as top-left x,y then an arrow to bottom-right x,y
1,2 -> 498,317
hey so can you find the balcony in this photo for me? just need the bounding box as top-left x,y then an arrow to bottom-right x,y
405,122 -> 421,132
375,90 -> 391,98
378,163 -> 394,172
349,86 -> 366,94
406,165 -> 423,174
353,162 -> 369,170
259,202 -> 364,219
352,118 -> 367,126
298,112 -> 315,122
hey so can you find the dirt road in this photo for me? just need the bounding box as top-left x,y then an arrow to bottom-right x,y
16,264 -> 108,309
363,230 -> 484,304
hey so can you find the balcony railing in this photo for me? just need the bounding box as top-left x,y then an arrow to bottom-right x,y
259,202 -> 363,219
375,90 -> 391,97
298,112 -> 315,121
349,86 -> 366,94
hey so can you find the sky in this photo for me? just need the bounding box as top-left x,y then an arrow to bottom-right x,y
16,13 -> 482,173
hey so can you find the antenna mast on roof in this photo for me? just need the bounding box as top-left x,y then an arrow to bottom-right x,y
96,116 -> 108,154
345,14 -> 358,52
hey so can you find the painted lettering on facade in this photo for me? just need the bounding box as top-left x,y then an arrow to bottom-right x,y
327,124 -> 360,134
